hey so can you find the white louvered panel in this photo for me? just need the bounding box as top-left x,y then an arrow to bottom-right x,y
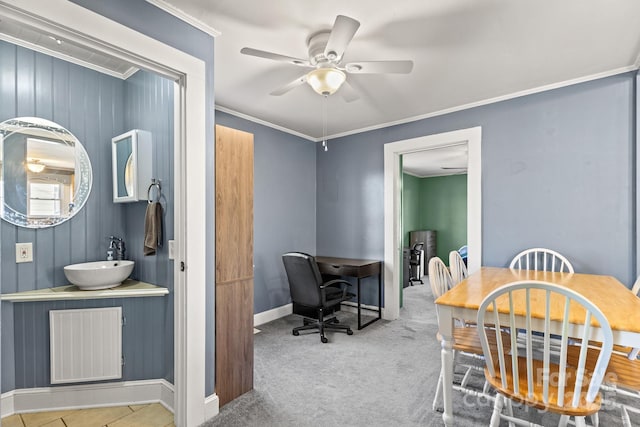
50,307 -> 122,384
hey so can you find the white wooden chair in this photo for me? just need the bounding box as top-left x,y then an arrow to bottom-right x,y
582,279 -> 640,426
509,248 -> 574,273
632,276 -> 640,296
510,248 -> 575,352
428,256 -> 453,298
429,256 -> 504,411
477,281 -> 613,427
449,250 -> 468,285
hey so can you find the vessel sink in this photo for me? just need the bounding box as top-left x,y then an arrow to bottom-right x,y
64,260 -> 135,290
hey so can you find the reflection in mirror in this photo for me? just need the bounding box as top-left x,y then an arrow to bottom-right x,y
114,134 -> 133,198
0,117 -> 92,228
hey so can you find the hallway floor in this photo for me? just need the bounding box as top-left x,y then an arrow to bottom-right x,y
1,403 -> 173,427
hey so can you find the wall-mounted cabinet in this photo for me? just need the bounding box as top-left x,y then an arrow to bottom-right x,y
112,129 -> 152,203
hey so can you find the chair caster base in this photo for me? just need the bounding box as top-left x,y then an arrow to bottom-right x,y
321,336 -> 328,343
347,329 -> 353,335
292,330 -> 299,336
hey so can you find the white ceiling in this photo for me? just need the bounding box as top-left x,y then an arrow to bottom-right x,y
162,0 -> 640,141
2,1 -> 637,177
403,144 -> 468,178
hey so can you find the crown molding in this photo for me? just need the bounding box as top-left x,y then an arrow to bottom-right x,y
219,66 -> 639,144
325,65 -> 639,141
215,106 -> 315,141
145,0 -> 221,37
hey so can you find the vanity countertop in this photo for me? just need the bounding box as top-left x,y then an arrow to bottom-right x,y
1,279 -> 169,302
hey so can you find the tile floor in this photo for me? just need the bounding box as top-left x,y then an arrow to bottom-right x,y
1,403 -> 174,427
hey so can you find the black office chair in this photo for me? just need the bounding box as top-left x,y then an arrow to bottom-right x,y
282,252 -> 354,343
408,242 -> 424,285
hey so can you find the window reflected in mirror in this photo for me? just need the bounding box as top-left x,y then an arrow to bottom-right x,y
0,117 -> 92,228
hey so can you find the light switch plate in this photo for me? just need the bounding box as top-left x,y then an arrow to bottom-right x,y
16,242 -> 33,263
168,240 -> 175,260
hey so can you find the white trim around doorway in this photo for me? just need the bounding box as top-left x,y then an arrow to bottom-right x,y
383,127 -> 482,320
0,1 -> 209,425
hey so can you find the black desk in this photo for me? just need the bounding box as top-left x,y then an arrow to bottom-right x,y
315,256 -> 382,330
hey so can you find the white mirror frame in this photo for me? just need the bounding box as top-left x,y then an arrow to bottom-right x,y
0,117 -> 92,228
0,1 -> 209,426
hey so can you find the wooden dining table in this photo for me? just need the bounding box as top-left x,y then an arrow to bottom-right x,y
435,267 -> 640,426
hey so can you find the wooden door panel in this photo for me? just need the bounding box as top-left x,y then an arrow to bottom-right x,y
215,125 -> 254,283
214,124 -> 254,407
215,278 -> 254,406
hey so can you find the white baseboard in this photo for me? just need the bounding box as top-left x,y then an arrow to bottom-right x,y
254,303 -> 292,327
204,393 -> 219,421
341,301 -> 385,317
252,301 -> 384,328
1,379 -> 174,418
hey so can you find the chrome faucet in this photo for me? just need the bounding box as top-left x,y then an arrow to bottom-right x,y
108,236 -> 126,260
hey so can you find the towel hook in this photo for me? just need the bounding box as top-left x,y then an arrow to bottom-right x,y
147,179 -> 161,204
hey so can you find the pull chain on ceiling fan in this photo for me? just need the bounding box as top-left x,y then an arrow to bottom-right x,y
322,94 -> 328,151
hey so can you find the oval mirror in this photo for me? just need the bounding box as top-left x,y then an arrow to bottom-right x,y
0,117 -> 92,228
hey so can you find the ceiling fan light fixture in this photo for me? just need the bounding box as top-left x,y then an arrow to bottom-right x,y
26,159 -> 45,173
306,68 -> 346,96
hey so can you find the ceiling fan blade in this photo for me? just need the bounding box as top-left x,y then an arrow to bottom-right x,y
340,80 -> 360,103
324,15 -> 360,61
345,60 -> 414,74
240,47 -> 310,67
270,74 -> 307,96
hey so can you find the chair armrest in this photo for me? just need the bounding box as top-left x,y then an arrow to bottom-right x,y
320,279 -> 352,289
320,279 -> 353,304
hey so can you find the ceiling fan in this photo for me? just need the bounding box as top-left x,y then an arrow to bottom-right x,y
240,15 -> 414,101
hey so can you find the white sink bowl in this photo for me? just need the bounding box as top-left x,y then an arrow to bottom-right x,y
64,260 -> 135,290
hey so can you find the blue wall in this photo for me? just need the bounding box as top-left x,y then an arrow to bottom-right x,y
70,0 -> 219,395
122,70 -> 175,383
215,111 -> 317,314
0,41 -> 175,391
317,72 -> 636,296
0,41 -> 125,392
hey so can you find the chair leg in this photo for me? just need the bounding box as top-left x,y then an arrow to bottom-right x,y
432,366 -> 443,412
490,394 -> 503,427
292,322 -> 320,335
558,415 -> 570,427
292,310 -> 352,342
317,308 -> 327,343
504,399 -> 515,427
621,406 -> 632,427
590,412 -> 599,427
574,416 -> 586,427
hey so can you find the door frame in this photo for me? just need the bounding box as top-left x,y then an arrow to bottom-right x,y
0,1 -> 208,425
383,127 -> 482,320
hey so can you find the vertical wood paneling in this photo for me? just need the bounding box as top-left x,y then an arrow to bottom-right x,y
51,59 -> 72,288
68,64 -> 88,265
121,70 -> 175,384
50,307 -> 122,384
12,297 -> 169,389
15,48 -> 34,116
1,303 -> 16,391
1,42 -> 173,391
34,52 -> 53,118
